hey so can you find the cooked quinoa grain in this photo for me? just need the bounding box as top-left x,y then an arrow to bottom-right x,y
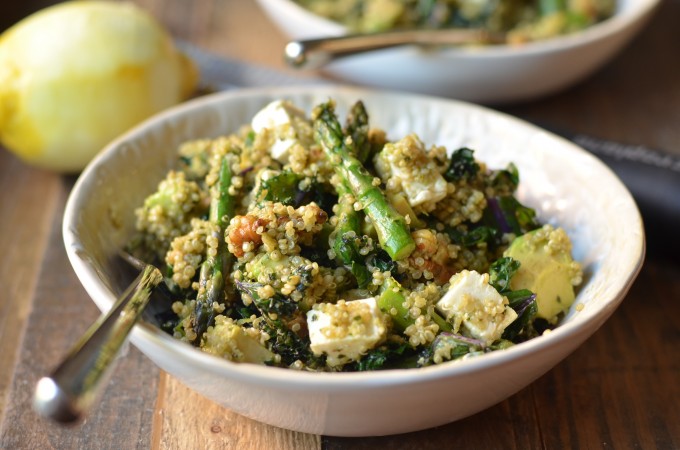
128,98 -> 582,372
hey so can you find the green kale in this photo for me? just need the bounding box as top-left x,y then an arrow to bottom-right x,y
444,147 -> 479,181
489,256 -> 521,293
346,341 -> 413,371
502,293 -> 539,341
489,257 -> 539,340
260,319 -> 325,369
366,249 -> 397,277
484,196 -> 540,235
446,224 -> 501,248
334,232 -> 373,288
235,280 -> 300,318
257,171 -> 338,215
490,162 -> 519,191
258,171 -> 301,205
418,333 -> 481,367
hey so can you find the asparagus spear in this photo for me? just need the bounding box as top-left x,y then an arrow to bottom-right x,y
344,100 -> 371,164
191,154 -> 235,343
332,182 -> 372,288
377,277 -> 451,333
333,104 -> 375,287
314,101 -> 415,261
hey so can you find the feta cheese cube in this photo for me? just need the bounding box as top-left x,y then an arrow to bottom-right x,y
436,270 -> 517,345
401,175 -> 448,207
251,100 -> 309,164
373,134 -> 448,209
307,298 -> 387,367
269,138 -> 297,163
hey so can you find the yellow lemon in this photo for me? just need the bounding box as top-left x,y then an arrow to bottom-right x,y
0,1 -> 198,172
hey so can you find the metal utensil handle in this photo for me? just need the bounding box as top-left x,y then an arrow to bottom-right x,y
285,29 -> 501,69
33,265 -> 163,423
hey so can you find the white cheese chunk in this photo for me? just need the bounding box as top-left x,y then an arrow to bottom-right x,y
436,270 -> 517,346
251,99 -> 305,131
269,138 -> 297,163
307,298 -> 387,367
373,134 -> 448,209
251,99 -> 308,164
401,176 -> 448,207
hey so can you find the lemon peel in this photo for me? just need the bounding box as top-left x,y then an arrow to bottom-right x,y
0,1 -> 198,172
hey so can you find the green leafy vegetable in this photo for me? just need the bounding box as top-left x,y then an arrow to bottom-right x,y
489,256 -> 539,340
444,147 -> 479,181
489,256 -> 521,293
349,341 -> 412,371
446,225 -> 501,248
485,196 -> 540,235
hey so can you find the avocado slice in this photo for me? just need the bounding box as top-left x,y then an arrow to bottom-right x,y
504,225 -> 582,322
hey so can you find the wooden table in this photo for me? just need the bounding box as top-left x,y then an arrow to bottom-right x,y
1,1 -> 679,448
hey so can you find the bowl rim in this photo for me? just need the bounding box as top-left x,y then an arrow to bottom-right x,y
255,0 -> 661,59
63,85 -> 645,391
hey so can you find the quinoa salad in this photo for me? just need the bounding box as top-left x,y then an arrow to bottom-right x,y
128,98 -> 583,372
294,0 -> 616,44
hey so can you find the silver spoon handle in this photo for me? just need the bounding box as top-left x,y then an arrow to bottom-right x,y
284,29 -> 504,69
33,264 -> 162,423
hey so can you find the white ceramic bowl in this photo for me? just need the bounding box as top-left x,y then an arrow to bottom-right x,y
255,0 -> 659,104
64,86 -> 644,436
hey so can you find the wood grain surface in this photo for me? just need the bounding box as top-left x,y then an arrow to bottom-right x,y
0,1 -> 678,449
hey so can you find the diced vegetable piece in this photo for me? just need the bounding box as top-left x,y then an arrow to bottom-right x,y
504,225 -> 582,321
202,316 -> 275,364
